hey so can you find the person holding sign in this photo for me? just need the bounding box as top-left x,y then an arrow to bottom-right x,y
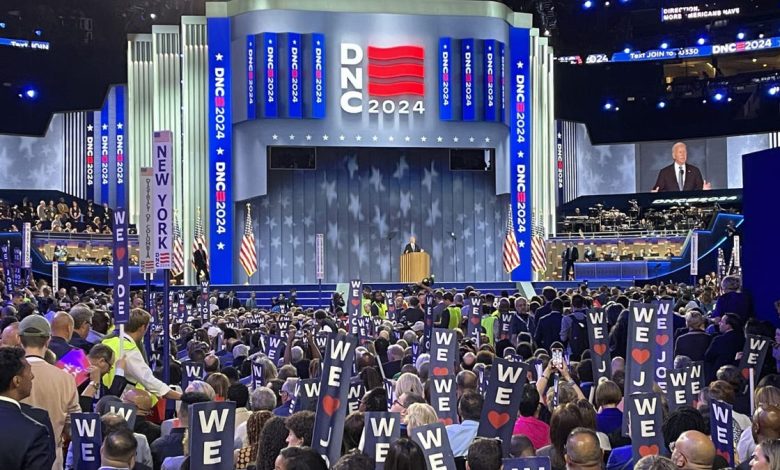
102,309 -> 182,402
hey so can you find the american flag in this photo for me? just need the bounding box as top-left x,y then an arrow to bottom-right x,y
192,207 -> 208,269
502,204 -> 521,273
531,213 -> 548,274
239,204 -> 257,278
171,215 -> 185,277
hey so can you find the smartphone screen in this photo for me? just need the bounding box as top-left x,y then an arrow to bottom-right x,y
552,349 -> 563,369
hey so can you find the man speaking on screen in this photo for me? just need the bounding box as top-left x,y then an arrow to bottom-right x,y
651,142 -> 712,192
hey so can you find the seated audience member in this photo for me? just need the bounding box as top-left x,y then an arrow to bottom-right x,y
234,410 -> 272,469
514,383 -> 551,451
274,445 -> 328,470
405,402 -> 438,432
633,455 -> 676,470
234,386 -> 277,449
254,416 -> 288,470
670,431 -> 715,470
333,449 -> 374,470
510,434 -> 536,458
446,390 -> 483,457
150,392 -> 210,470
101,428 -> 139,470
564,427 -> 603,470
538,403 -> 585,470
743,439 -> 780,470
384,438 -> 426,470
738,387 -> 780,462
594,380 -> 623,435
122,389 -> 161,446
285,410 -> 315,447
98,412 -> 153,470
467,438 -> 503,470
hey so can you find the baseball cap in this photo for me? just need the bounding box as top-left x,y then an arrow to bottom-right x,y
19,315 -> 51,337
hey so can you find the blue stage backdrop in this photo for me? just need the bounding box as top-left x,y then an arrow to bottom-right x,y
239,147 -> 510,284
742,147 -> 780,325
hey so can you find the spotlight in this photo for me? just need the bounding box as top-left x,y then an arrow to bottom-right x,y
603,101 -> 613,111
544,29 -> 551,37
697,37 -> 706,45
660,42 -> 669,49
702,99 -> 707,104
769,86 -> 780,96
727,97 -> 733,102
150,13 -> 157,20
753,58 -> 758,63
759,33 -> 765,39
713,92 -> 725,102
737,32 -> 745,40
623,47 -> 631,53
0,22 -> 6,29
583,0 -> 593,9
605,1 -> 611,6
22,87 -> 38,99
657,101 -> 666,109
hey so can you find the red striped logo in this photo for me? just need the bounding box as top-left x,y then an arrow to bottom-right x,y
366,45 -> 424,97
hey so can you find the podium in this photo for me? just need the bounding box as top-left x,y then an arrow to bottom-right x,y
400,252 -> 430,283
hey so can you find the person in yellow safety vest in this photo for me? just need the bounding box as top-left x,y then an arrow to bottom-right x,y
362,286 -> 373,317
480,294 -> 499,346
370,291 -> 388,320
102,308 -> 182,402
436,292 -> 462,330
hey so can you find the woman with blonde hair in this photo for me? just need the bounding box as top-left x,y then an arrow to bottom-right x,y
405,403 -> 438,432
750,438 -> 780,470
739,386 -> 780,462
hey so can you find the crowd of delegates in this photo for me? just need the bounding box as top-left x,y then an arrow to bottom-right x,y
0,197 -> 113,234
0,272 -> 777,470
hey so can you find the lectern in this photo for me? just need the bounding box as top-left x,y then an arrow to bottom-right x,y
400,252 -> 430,283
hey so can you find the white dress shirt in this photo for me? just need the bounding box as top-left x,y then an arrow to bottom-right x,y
120,332 -> 171,398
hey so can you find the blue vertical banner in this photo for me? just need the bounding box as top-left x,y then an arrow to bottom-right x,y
262,32 -> 278,118
288,33 -> 302,118
100,102 -> 110,205
483,40 -> 497,122
461,38 -> 476,121
115,86 -> 126,208
113,208 -> 130,325
311,33 -> 326,119
438,37 -> 453,120
85,112 -> 95,201
555,121 -> 564,204
188,402 -> 236,470
207,18 -> 234,283
499,41 -> 506,122
509,27 -> 532,281
247,35 -> 256,120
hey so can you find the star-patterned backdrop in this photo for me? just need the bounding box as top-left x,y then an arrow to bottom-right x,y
0,114 -> 63,191
237,147 -> 511,284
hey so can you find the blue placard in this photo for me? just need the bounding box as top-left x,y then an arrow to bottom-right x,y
509,28 -> 533,281
247,35 -> 256,120
288,32 -> 302,118
438,37 -> 453,121
100,102 -> 110,205
262,32 -> 278,118
311,33 -> 326,119
504,456 -> 551,470
71,413 -> 102,470
499,41 -> 506,122
86,112 -> 95,201
461,38 -> 476,121
484,40 -> 498,122
115,86 -> 126,208
112,209 -> 130,325
207,17 -> 233,284
188,402 -> 236,470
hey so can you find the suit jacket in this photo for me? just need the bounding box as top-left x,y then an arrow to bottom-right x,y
562,247 -> 579,262
403,243 -> 422,254
534,311 -> 563,352
193,249 -> 208,269
0,400 -> 54,470
704,330 -> 745,383
653,163 -> 705,192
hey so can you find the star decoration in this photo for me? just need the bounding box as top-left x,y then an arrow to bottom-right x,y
217,242 -> 225,250
436,136 -> 443,143
517,59 -> 524,69
117,122 -> 124,130
339,135 -> 345,141
404,136 -> 410,142
289,134 -> 295,140
355,135 -> 362,141
322,134 -> 329,141
102,124 -> 108,131
216,147 -> 225,156
420,136 -> 427,142
215,53 -> 224,61
485,137 -> 491,143
87,124 -> 93,132
272,134 -> 278,140
469,136 -> 475,143
305,135 -> 312,141
453,137 -> 459,143
519,240 -> 525,248
372,135 -> 378,142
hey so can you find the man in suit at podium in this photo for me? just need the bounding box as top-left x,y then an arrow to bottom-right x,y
652,142 -> 711,192
403,236 -> 423,254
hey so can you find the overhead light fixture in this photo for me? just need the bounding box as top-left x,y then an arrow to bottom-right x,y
737,32 -> 745,40
657,101 -> 666,109
660,42 -> 669,49
697,37 -> 706,45
583,0 -> 593,9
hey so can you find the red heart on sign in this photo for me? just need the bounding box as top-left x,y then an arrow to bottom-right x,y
656,335 -> 669,346
716,449 -> 731,462
470,316 -> 480,325
742,368 -> 750,379
593,344 -> 607,356
487,410 -> 510,429
440,418 -> 453,426
116,246 -> 126,260
433,367 -> 449,376
351,299 -> 360,307
639,445 -> 659,457
631,348 -> 651,365
322,395 -> 340,417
